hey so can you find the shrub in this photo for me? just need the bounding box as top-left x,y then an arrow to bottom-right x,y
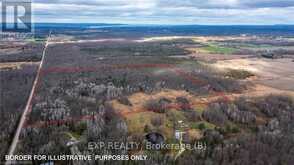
203,105 -> 228,126
144,125 -> 152,133
198,123 -> 206,130
176,97 -> 191,111
118,96 -> 132,106
185,110 -> 200,122
151,116 -> 164,128
145,98 -> 171,113
225,69 -> 254,79
231,126 -> 240,133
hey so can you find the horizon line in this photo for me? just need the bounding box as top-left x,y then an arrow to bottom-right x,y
30,23 -> 294,26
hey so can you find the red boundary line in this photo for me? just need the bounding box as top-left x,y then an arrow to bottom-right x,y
24,63 -> 231,128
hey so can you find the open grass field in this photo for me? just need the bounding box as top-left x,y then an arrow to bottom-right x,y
199,44 -> 239,54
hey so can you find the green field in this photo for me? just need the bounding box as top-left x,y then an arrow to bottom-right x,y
200,44 -> 238,54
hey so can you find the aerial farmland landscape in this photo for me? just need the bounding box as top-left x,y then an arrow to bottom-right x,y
1,24 -> 294,165
1,0 -> 294,165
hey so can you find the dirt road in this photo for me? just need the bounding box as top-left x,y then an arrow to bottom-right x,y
5,32 -> 51,165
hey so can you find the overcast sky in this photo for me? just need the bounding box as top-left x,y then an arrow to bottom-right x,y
7,0 -> 294,24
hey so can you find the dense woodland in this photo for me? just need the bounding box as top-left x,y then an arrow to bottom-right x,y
0,65 -> 38,159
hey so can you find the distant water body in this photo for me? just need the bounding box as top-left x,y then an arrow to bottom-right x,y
34,23 -> 294,36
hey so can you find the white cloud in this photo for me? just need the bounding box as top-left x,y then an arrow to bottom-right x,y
29,0 -> 294,24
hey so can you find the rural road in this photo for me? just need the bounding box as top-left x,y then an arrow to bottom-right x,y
5,31 -> 51,165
